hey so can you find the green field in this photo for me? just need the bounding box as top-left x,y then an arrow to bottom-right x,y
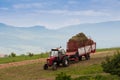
1,47 -> 120,64
96,47 -> 120,52
0,48 -> 120,80
0,53 -> 48,64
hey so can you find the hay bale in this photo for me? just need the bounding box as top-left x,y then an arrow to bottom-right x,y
68,32 -> 94,48
67,32 -> 94,52
69,32 -> 88,42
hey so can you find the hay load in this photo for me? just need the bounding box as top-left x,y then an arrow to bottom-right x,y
67,32 -> 94,52
69,32 -> 88,42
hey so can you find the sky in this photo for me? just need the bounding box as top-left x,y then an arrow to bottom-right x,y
0,0 -> 120,29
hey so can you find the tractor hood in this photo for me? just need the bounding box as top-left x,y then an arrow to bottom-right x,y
47,56 -> 57,66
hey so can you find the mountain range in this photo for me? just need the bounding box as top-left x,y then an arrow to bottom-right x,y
0,21 -> 120,55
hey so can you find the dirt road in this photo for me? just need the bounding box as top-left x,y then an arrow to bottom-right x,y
0,58 -> 46,69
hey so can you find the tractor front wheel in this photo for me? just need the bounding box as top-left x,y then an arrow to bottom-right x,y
43,64 -> 48,70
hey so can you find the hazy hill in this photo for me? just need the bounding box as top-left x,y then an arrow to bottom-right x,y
0,21 -> 120,54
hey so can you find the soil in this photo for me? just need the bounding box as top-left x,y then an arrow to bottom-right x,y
0,58 -> 46,69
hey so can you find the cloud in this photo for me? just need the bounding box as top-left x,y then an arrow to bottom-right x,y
0,45 -> 45,55
13,3 -> 43,9
35,10 -> 109,16
11,45 -> 44,53
68,0 -> 78,4
0,0 -> 119,29
0,8 -> 112,29
57,18 -> 81,27
68,10 -> 109,16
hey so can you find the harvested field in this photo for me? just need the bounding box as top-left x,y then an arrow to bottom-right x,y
0,50 -> 118,80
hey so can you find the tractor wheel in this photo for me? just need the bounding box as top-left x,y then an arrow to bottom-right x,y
76,52 -> 80,62
52,62 -> 57,70
79,56 -> 82,61
85,54 -> 88,60
88,54 -> 90,60
63,58 -> 69,67
85,54 -> 90,60
43,64 -> 48,70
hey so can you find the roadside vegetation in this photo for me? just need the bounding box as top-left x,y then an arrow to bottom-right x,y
102,51 -> 120,77
0,52 -> 49,64
56,72 -> 120,80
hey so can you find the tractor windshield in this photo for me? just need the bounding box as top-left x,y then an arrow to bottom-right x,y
50,50 -> 58,57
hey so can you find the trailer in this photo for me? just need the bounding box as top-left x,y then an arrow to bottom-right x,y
66,40 -> 96,61
43,33 -> 96,70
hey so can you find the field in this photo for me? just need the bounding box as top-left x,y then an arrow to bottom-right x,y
0,53 -> 48,64
0,49 -> 120,80
96,47 -> 120,52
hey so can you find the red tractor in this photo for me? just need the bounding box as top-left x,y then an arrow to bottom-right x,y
43,48 -> 69,70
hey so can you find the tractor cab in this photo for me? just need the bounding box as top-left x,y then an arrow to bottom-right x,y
50,49 -> 59,57
50,48 -> 66,57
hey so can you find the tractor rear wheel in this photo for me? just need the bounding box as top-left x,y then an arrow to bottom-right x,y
52,62 -> 57,70
43,64 -> 48,70
63,58 -> 69,67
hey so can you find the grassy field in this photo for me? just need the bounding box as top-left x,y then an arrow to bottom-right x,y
1,47 -> 120,64
0,49 -> 120,80
0,53 -> 48,64
96,47 -> 120,52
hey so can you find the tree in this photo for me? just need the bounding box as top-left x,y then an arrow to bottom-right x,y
28,52 -> 34,57
10,52 -> 16,57
102,51 -> 120,76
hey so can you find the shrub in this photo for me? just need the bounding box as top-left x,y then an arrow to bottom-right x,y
28,52 -> 34,57
74,75 -> 113,80
55,72 -> 71,80
55,73 -> 119,80
102,51 -> 120,77
10,52 -> 16,57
